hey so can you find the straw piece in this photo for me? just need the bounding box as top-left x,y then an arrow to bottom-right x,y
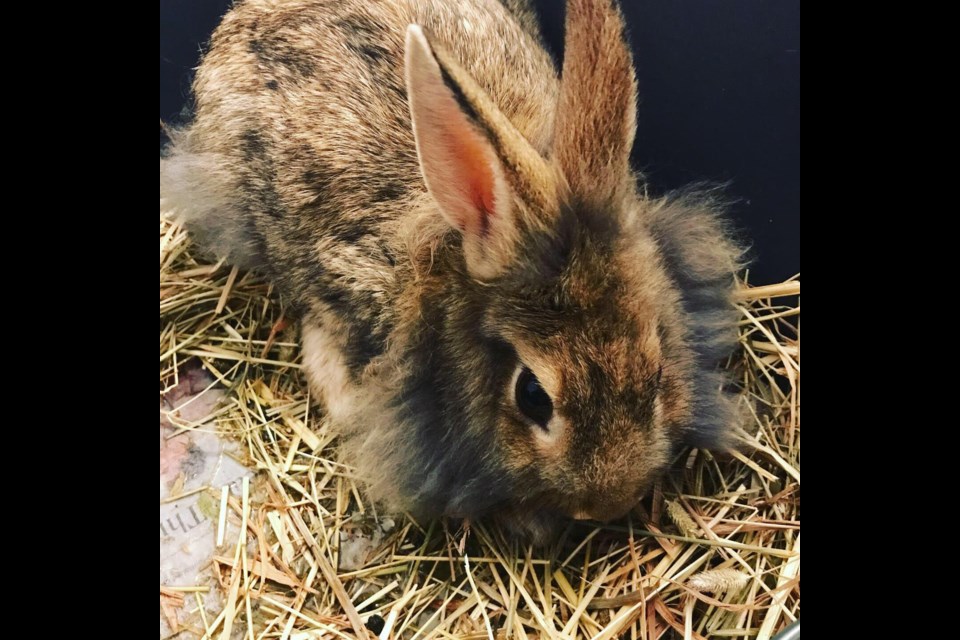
379,583 -> 419,640
216,486 -> 229,547
757,534 -> 801,640
287,507 -> 369,638
687,568 -> 751,595
215,264 -> 240,315
665,500 -> 700,538
214,555 -> 319,593
732,280 -> 800,301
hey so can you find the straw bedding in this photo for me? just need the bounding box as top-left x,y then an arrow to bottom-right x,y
160,211 -> 800,640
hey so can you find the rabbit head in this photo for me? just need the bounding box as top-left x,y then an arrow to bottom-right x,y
377,0 -> 742,530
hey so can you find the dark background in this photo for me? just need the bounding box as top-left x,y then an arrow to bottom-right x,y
160,0 -> 799,284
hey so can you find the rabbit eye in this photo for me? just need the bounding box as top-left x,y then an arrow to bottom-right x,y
515,367 -> 552,429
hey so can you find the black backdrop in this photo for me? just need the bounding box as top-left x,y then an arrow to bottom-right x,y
160,0 -> 799,284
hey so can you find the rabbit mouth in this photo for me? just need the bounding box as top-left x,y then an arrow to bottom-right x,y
561,490 -> 647,522
566,505 -> 631,522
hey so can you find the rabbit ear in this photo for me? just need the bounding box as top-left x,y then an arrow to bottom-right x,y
405,25 -> 557,280
554,0 -> 638,205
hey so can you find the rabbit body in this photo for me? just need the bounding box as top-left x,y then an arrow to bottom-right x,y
161,0 -> 743,538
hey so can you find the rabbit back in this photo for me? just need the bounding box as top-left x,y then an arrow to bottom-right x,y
161,0 -> 556,290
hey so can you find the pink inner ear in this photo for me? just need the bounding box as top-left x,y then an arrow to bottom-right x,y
469,178 -> 494,237
443,116 -> 498,238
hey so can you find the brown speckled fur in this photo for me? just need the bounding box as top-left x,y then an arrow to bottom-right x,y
160,0 -> 745,541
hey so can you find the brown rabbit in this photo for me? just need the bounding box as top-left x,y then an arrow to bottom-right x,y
160,0 -> 744,540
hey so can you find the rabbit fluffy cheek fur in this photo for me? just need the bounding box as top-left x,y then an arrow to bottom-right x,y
160,0 -> 743,540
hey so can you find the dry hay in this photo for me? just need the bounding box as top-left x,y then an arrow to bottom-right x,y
160,212 -> 800,640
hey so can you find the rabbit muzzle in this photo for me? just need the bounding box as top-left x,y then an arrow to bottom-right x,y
564,488 -> 646,522
567,503 -> 634,522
